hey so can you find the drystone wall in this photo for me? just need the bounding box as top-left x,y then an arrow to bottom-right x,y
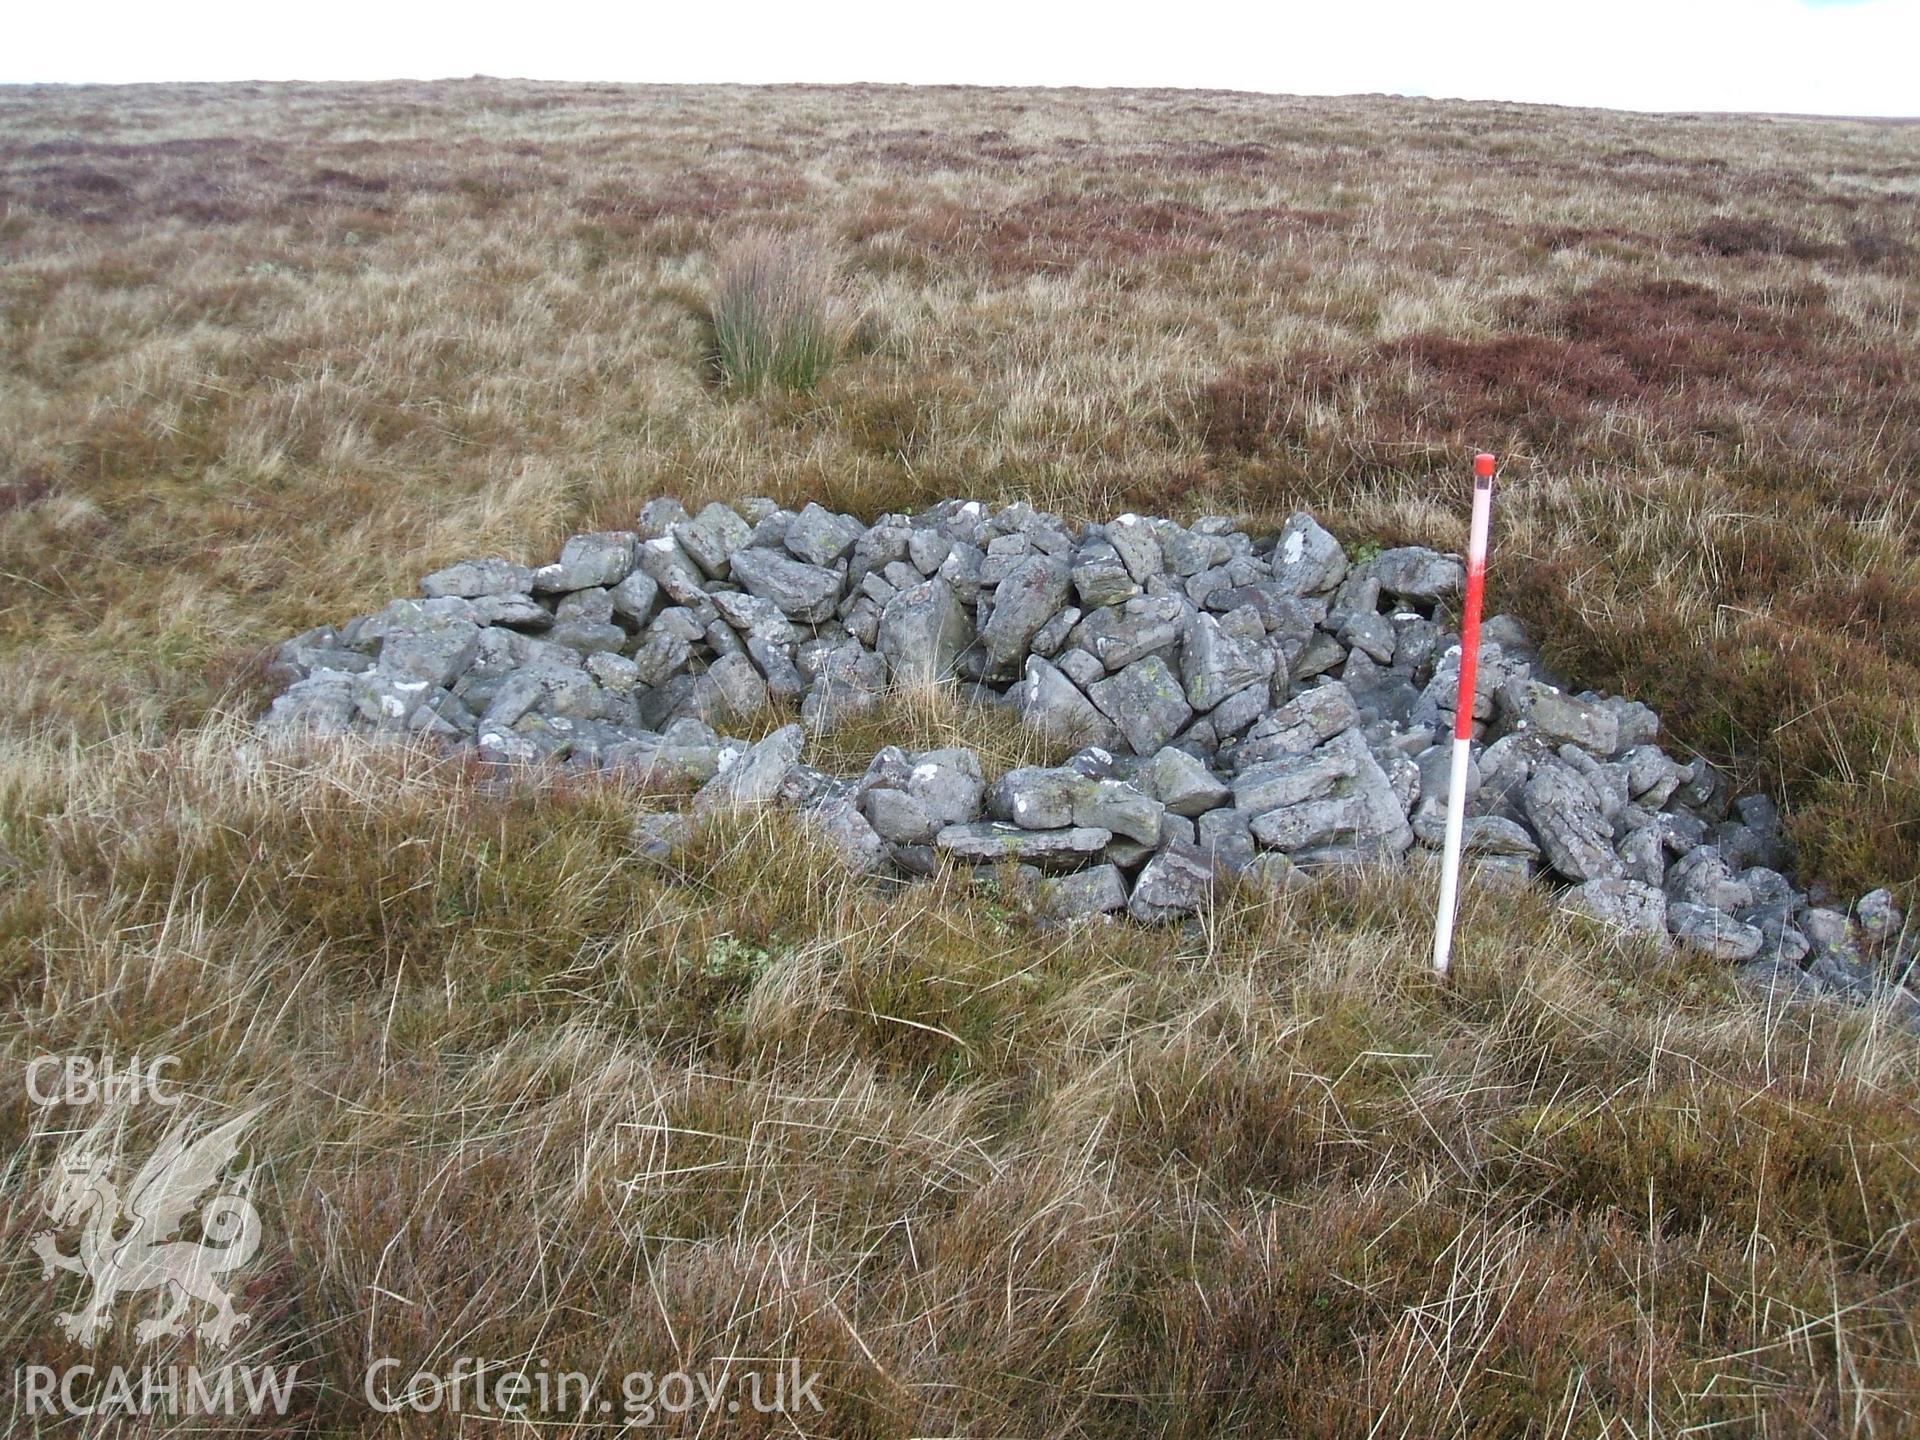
262,496 -> 1914,1019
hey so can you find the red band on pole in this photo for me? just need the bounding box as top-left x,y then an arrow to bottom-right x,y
1452,455 -> 1496,742
1452,564 -> 1484,741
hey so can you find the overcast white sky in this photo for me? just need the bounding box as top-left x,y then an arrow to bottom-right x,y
7,0 -> 1917,116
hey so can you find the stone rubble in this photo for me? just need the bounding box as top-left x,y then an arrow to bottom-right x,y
263,497 -> 1917,1025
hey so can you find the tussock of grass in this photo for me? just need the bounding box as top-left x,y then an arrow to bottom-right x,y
706,229 -> 852,394
4,720 -> 1918,1433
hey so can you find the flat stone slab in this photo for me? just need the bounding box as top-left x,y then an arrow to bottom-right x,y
422,556 -> 535,599
935,821 -> 1112,871
1669,902 -> 1764,961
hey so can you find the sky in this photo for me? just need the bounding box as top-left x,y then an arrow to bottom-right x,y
6,0 -> 1918,116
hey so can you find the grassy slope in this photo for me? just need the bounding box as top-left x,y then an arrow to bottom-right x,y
2,82 -> 1918,1435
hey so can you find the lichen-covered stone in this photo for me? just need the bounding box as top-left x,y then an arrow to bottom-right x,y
1105,514 -> 1165,585
1041,864 -> 1130,920
990,766 -> 1084,829
635,535 -> 712,606
1072,594 -> 1188,672
672,502 -> 752,580
1668,902 -> 1765,961
1368,546 -> 1464,603
1074,780 -> 1164,846
705,652 -> 770,718
533,532 -> 637,592
1858,888 -> 1904,947
864,749 -> 985,843
1567,878 -> 1669,943
1233,747 -> 1356,817
1088,655 -> 1194,757
1522,763 -> 1623,883
1010,658 -> 1103,746
877,577 -> 973,683
694,723 -> 802,812
1235,681 -> 1360,765
800,642 -> 887,730
784,501 -> 863,567
1238,731 -> 1409,861
422,557 -> 535,599
1180,612 -> 1265,712
378,617 -> 479,688
1139,746 -> 1231,817
1072,540 -> 1141,609
979,554 -> 1073,671
1270,513 -> 1348,595
1510,682 -> 1621,756
1127,842 -> 1215,922
806,797 -> 889,873
730,547 -> 843,625
1665,846 -> 1753,913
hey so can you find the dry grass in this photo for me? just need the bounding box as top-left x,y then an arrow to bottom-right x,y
3,720 -> 1918,1434
2,80 -> 1920,1434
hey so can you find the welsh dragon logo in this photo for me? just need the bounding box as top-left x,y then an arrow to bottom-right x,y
32,1107 -> 263,1346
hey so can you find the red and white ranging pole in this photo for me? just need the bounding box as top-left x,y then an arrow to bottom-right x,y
1432,451 -> 1497,978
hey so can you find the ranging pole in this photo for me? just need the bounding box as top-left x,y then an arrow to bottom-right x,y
1432,451 -> 1497,978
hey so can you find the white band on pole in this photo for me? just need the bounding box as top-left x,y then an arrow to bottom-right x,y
1433,452 -> 1496,978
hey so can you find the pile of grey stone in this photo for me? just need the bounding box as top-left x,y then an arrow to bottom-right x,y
262,496 -> 1914,1019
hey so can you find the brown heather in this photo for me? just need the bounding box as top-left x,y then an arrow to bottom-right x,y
2,81 -> 1919,1436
